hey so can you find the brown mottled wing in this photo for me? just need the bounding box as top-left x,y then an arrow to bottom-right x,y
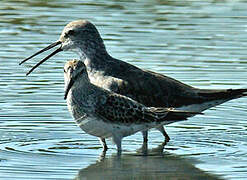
94,94 -> 169,124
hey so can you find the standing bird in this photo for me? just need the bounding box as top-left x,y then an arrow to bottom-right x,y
20,20 -> 247,143
64,59 -> 200,153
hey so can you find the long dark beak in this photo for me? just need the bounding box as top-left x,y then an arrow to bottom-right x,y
19,41 -> 62,76
64,78 -> 75,100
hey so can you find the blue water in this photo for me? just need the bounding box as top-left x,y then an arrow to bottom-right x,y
1,0 -> 247,179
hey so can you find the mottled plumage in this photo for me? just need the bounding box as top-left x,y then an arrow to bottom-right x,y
64,60 -> 200,152
20,19 -> 247,143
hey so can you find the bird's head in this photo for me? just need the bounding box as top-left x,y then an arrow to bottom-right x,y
20,20 -> 104,75
63,59 -> 87,100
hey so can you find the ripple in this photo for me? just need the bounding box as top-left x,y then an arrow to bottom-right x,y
1,0 -> 247,179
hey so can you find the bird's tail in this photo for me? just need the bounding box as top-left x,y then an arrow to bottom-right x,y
198,88 -> 247,101
146,107 -> 202,123
164,108 -> 203,121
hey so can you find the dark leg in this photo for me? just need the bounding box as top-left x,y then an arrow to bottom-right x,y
142,130 -> 148,143
99,137 -> 108,151
157,126 -> 170,142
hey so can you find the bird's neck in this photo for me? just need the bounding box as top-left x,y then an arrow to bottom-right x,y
84,51 -> 113,72
75,41 -> 112,71
73,76 -> 93,93
67,77 -> 96,118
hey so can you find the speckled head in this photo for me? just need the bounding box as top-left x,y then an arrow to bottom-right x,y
64,59 -> 88,100
64,59 -> 86,75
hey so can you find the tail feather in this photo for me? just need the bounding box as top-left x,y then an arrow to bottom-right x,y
146,107 -> 202,122
144,88 -> 247,123
175,88 -> 247,112
164,108 -> 203,121
198,88 -> 247,100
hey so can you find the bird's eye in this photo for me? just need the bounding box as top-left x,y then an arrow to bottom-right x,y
65,30 -> 75,38
68,30 -> 75,35
64,69 -> 66,73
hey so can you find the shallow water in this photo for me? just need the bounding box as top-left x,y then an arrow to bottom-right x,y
1,0 -> 247,179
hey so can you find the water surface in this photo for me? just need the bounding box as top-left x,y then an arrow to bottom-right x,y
1,0 -> 247,179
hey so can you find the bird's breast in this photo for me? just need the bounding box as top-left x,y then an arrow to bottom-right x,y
88,70 -> 122,92
77,115 -> 160,139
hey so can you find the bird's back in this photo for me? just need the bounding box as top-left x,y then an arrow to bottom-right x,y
87,56 -> 247,111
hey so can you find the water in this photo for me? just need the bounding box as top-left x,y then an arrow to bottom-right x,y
1,0 -> 247,179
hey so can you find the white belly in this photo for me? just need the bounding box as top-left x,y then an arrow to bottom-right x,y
75,115 -> 156,139
67,97 -> 165,140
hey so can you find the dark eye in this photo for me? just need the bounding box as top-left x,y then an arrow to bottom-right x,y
65,30 -> 75,38
68,29 -> 75,35
64,69 -> 66,73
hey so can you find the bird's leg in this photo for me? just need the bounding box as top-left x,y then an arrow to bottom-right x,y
140,140 -> 148,155
99,137 -> 108,151
142,130 -> 148,143
112,135 -> 122,155
157,126 -> 170,142
140,130 -> 148,155
99,150 -> 106,161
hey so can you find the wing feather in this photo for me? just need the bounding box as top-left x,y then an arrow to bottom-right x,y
94,94 -> 169,124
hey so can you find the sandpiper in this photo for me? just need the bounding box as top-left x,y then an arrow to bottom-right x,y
20,20 -> 247,143
64,59 -> 200,153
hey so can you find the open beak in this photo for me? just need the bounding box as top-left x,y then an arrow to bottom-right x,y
64,78 -> 75,100
19,41 -> 62,76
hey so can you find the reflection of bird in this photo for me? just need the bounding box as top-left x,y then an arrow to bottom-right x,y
74,145 -> 220,180
20,19 -> 247,143
64,60 -> 200,153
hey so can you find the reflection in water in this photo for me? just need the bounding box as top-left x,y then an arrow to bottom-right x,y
136,140 -> 167,156
1,0 -> 247,179
75,142 -> 221,180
